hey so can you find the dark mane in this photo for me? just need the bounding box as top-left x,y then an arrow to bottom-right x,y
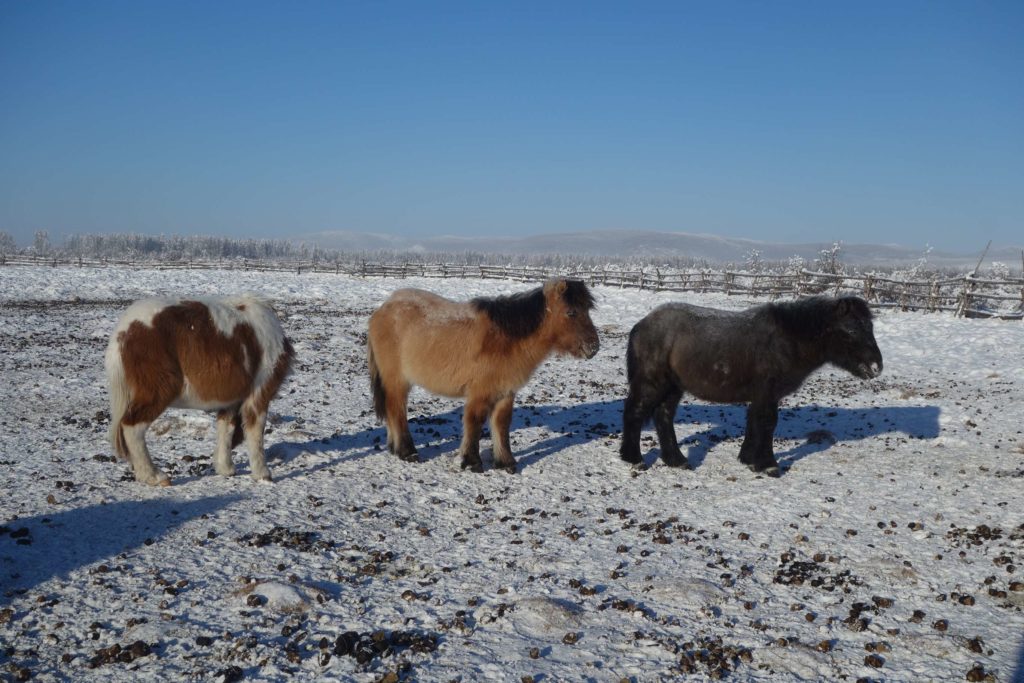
768,297 -> 832,338
768,295 -> 871,338
563,279 -> 596,311
472,279 -> 596,340
472,286 -> 547,339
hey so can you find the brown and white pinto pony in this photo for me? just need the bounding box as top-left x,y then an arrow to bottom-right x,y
105,296 -> 294,486
367,278 -> 600,473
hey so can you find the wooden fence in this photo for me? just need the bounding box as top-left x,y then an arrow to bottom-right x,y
2,254 -> 1021,319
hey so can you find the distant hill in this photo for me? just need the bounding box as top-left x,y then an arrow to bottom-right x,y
302,229 -> 1020,270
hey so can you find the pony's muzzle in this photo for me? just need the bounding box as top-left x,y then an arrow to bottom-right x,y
859,359 -> 883,378
581,341 -> 600,359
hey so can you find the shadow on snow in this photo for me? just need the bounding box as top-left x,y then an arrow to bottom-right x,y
0,494 -> 241,603
271,399 -> 941,476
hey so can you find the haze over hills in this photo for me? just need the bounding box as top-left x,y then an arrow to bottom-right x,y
303,229 -> 1020,270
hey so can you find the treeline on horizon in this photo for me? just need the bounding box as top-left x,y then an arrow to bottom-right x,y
0,229 -> 1016,279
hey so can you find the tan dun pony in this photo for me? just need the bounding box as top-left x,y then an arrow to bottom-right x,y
105,296 -> 294,486
367,278 -> 600,473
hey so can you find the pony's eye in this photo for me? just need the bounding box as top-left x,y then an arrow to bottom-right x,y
567,309 -> 577,318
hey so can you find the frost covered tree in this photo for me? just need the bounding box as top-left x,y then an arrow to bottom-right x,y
989,262 -> 1011,280
32,230 -> 52,255
815,242 -> 843,274
744,249 -> 764,273
0,231 -> 16,255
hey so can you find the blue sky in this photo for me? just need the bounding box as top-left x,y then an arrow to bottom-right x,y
1,1 -> 1021,251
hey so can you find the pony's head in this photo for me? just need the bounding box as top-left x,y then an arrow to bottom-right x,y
825,296 -> 883,379
543,278 -> 600,359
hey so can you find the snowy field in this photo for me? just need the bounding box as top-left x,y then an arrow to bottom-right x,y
1,265 -> 1023,683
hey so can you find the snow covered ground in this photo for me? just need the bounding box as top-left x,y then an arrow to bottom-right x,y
1,265 -> 1022,682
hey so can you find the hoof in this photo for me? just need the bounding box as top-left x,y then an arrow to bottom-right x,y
141,471 -> 171,487
495,462 -> 518,475
251,471 -> 273,483
460,458 -> 484,473
215,466 -> 236,477
662,455 -> 691,469
395,440 -> 418,462
748,463 -> 781,478
619,450 -> 643,465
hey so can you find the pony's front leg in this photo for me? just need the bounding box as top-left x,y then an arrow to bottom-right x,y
459,397 -> 490,473
213,409 -> 239,477
242,405 -> 273,482
490,394 -> 516,474
738,399 -> 780,477
122,422 -> 171,486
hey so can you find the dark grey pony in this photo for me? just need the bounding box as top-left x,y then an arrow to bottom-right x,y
620,296 -> 883,476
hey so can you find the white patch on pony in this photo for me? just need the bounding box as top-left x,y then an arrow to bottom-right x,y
239,339 -> 252,376
204,298 -> 244,338
111,298 -> 177,335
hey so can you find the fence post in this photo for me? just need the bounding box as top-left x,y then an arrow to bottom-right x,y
956,276 -> 973,317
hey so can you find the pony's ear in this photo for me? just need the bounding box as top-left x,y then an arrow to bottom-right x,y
835,298 -> 852,316
549,279 -> 568,297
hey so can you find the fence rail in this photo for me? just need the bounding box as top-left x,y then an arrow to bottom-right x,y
2,254 -> 1021,319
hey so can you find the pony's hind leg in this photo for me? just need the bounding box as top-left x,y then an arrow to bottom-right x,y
489,394 -> 516,474
738,399 -> 780,477
385,382 -> 417,462
459,396 -> 490,473
653,389 -> 689,468
213,409 -> 241,477
241,403 -> 273,482
122,422 -> 171,486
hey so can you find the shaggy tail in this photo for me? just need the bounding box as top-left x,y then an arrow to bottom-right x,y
367,337 -> 387,422
625,325 -> 640,384
105,340 -> 131,461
